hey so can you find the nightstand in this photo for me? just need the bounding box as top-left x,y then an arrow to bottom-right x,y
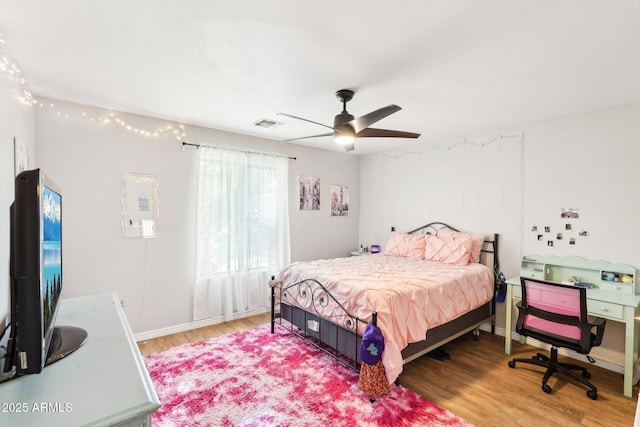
350,250 -> 380,256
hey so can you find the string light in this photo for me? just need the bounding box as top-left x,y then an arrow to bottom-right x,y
383,132 -> 524,159
0,31 -> 35,105
1,30 -> 188,140
33,100 -> 189,140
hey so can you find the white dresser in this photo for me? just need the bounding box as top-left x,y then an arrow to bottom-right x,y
0,292 -> 160,426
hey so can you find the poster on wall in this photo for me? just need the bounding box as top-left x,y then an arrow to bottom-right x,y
299,176 -> 320,210
330,184 -> 349,217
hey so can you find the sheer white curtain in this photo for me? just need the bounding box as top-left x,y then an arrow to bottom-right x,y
194,147 -> 290,320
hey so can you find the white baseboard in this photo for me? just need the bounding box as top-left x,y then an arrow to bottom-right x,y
134,306 -> 270,342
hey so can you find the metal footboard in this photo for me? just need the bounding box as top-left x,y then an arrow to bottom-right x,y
271,278 -> 367,372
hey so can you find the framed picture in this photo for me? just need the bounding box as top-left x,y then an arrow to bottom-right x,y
330,184 -> 349,216
13,137 -> 30,176
299,176 -> 320,210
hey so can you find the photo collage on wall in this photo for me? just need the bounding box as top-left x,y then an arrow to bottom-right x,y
531,208 -> 589,248
298,176 -> 349,216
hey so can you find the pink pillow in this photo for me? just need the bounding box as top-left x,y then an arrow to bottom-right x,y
384,232 -> 426,260
436,229 -> 486,264
424,232 -> 473,265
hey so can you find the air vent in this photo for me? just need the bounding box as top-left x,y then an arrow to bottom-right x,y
253,118 -> 283,129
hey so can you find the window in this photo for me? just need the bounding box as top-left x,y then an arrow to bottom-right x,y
194,147 -> 290,320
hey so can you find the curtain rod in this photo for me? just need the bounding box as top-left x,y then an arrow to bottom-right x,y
182,141 -> 296,160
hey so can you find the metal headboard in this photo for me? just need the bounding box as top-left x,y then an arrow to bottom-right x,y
394,222 -> 501,332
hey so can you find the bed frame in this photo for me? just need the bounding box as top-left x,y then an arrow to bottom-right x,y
270,222 -> 500,374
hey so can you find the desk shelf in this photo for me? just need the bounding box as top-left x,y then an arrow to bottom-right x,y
520,255 -> 636,296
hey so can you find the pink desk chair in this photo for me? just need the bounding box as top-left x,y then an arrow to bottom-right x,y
507,278 -> 606,400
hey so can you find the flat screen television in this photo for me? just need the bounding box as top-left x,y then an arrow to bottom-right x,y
2,169 -> 87,379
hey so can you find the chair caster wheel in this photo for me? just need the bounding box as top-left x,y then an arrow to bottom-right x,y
508,361 -> 515,368
587,390 -> 598,400
542,384 -> 552,394
582,370 -> 591,379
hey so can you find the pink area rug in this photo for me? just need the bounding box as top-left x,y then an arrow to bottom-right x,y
144,324 -> 472,426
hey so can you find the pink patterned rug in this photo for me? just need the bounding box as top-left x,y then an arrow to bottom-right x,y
144,324 -> 472,426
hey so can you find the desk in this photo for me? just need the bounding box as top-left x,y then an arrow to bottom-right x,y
505,276 -> 640,398
0,292 -> 160,426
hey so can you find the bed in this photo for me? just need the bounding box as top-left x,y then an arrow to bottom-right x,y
269,222 -> 500,384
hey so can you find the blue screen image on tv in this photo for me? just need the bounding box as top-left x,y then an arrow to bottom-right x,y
42,186 -> 62,333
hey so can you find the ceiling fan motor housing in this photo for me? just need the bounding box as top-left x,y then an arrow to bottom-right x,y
334,112 -> 354,128
334,113 -> 355,139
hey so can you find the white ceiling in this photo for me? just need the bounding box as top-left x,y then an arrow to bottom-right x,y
1,1 -> 639,155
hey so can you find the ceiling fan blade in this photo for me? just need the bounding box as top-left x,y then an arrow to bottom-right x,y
276,113 -> 334,130
348,105 -> 401,134
281,132 -> 334,143
356,127 -> 421,139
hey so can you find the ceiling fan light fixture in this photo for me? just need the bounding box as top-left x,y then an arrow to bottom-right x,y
334,124 -> 355,146
334,134 -> 355,145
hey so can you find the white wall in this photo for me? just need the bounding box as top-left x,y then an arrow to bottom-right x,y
359,130 -> 524,278
0,71 -> 35,326
521,104 -> 640,264
33,98 -> 359,335
359,102 -> 640,367
288,148 -> 360,262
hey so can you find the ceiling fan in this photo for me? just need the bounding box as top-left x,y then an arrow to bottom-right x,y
277,89 -> 420,152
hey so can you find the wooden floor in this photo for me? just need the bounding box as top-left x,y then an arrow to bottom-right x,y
138,313 -> 638,427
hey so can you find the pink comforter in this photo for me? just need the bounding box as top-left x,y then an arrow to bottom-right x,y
271,254 -> 494,384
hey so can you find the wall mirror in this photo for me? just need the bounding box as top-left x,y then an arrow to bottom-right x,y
121,173 -> 159,238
